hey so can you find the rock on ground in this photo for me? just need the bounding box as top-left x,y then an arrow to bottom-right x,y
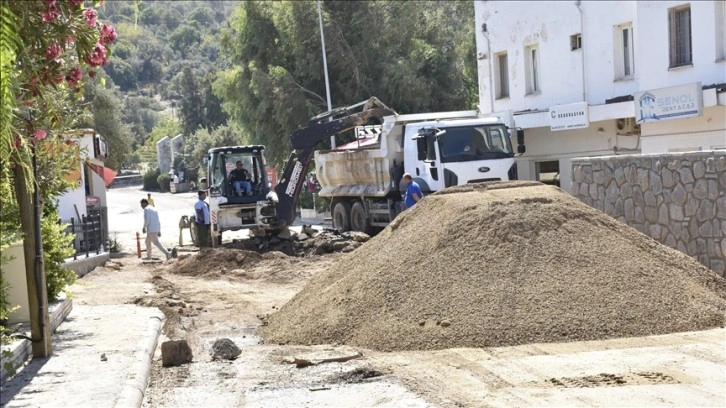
161,340 -> 193,367
210,338 -> 242,360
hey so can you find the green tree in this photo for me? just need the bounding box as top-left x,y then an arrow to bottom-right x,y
178,66 -> 205,135
169,26 -> 201,57
186,124 -> 245,179
216,1 -> 476,164
1,0 -> 118,356
85,85 -> 134,170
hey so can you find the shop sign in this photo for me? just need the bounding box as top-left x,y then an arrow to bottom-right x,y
86,195 -> 100,206
634,82 -> 702,124
549,102 -> 589,131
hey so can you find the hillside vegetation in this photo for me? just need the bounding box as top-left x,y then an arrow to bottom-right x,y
93,0 -> 476,175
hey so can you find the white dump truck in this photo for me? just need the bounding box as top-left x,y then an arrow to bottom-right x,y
315,108 -> 525,233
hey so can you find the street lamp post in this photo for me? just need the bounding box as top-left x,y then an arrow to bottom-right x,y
317,0 -> 335,148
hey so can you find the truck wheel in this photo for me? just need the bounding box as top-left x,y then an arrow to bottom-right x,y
332,201 -> 352,232
350,201 -> 371,234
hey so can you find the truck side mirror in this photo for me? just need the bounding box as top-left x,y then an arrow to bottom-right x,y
416,137 -> 427,161
516,129 -> 526,155
426,136 -> 436,162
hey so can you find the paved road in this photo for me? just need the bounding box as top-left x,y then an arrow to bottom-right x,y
107,186 -> 331,255
107,186 -> 198,254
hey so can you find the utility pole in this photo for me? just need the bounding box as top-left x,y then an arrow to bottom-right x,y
317,0 -> 335,148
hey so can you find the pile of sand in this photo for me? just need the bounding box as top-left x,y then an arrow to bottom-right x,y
262,182 -> 726,351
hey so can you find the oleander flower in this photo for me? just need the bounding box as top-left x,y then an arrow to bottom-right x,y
34,130 -> 48,141
82,7 -> 97,27
84,42 -> 108,66
66,67 -> 82,86
45,42 -> 62,61
99,24 -> 118,45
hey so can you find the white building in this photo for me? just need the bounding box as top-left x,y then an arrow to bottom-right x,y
55,129 -> 110,222
474,0 -> 726,192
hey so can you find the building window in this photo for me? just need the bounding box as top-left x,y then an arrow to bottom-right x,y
495,52 -> 509,99
570,33 -> 582,51
716,1 -> 726,61
669,5 -> 692,67
525,45 -> 539,94
614,23 -> 635,79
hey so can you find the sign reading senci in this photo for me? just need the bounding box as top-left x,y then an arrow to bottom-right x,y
634,82 -> 703,124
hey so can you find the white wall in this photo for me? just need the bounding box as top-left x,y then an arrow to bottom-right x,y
641,106 -> 726,153
582,1 -> 639,104
476,1 -> 584,112
476,1 -> 726,109
635,1 -> 726,90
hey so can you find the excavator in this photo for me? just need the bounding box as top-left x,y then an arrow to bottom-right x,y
186,97 -> 396,246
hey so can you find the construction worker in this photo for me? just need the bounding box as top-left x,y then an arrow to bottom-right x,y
194,190 -> 211,247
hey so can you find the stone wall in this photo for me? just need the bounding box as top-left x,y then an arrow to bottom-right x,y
572,151 -> 726,276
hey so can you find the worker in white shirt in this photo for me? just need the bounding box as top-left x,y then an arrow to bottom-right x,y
140,198 -> 171,260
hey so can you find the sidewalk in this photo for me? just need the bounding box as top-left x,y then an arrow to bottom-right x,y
0,304 -> 163,408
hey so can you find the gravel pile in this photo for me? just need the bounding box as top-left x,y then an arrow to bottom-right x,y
262,182 -> 726,351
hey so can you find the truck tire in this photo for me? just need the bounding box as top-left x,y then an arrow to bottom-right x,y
350,201 -> 371,234
332,201 -> 352,232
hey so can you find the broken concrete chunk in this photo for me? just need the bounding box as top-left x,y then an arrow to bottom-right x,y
211,338 -> 242,360
161,340 -> 193,367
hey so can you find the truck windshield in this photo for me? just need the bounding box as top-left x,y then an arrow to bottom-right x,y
437,125 -> 514,163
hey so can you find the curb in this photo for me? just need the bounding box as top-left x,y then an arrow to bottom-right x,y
114,310 -> 164,408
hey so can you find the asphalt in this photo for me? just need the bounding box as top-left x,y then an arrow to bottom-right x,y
0,304 -> 163,408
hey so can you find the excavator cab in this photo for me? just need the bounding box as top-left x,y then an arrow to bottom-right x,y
207,145 -> 270,203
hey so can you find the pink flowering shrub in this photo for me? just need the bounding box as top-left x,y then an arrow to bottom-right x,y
6,0 -> 117,150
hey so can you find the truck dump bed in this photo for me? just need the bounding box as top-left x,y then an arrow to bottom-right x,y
314,124 -> 404,198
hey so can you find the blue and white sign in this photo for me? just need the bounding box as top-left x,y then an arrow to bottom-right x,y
549,102 -> 589,132
634,82 -> 703,124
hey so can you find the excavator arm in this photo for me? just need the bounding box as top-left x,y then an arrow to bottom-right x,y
261,97 -> 396,229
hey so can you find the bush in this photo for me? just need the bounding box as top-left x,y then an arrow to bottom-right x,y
157,173 -> 171,192
297,189 -> 330,214
142,167 -> 161,190
41,209 -> 76,301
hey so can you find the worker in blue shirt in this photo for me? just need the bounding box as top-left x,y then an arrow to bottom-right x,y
194,190 -> 211,247
402,173 -> 422,209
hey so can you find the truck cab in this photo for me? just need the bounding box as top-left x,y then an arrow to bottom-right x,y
402,116 -> 518,192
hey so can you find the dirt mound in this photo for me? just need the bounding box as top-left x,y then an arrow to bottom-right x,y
169,230 -> 367,284
262,182 -> 726,351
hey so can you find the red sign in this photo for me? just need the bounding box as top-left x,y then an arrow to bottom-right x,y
86,195 -> 100,206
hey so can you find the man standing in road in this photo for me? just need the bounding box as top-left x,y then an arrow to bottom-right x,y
194,190 -> 211,248
140,198 -> 171,260
228,160 -> 252,196
402,173 -> 422,209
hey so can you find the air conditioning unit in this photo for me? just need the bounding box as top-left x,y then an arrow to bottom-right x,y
615,117 -> 641,135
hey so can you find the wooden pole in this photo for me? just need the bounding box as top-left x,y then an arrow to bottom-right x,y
136,231 -> 142,258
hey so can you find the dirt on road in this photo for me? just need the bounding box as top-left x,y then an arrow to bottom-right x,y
71,182 -> 726,407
